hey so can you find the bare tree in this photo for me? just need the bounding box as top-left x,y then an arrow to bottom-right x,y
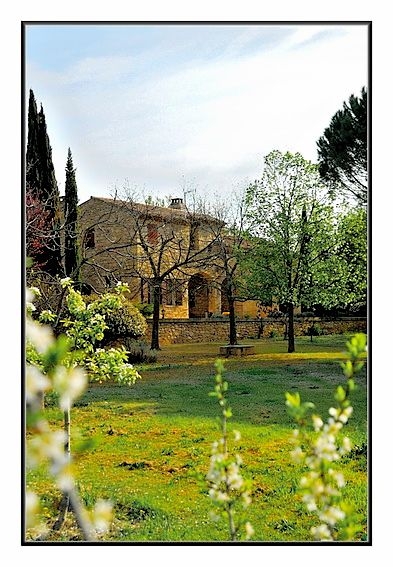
78,189 -> 223,350
205,191 -> 254,345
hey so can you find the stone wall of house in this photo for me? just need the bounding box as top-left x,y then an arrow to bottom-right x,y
78,198 -> 261,316
142,317 -> 367,345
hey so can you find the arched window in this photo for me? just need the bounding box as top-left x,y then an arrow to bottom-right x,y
84,227 -> 95,249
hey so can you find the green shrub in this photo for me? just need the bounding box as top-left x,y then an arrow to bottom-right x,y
268,329 -> 280,338
122,338 -> 158,364
102,301 -> 147,344
134,303 -> 154,318
307,323 -> 324,337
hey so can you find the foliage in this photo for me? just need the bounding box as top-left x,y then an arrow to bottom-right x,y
207,360 -> 253,541
244,151 -> 367,352
299,207 -> 367,314
85,347 -> 138,385
285,333 -> 367,541
26,189 -> 52,269
207,192 -> 253,345
317,87 -> 367,206
335,208 -> 367,308
26,89 -> 62,276
64,148 -> 81,280
245,150 -> 337,352
102,300 -> 148,345
245,150 -> 333,305
36,279 -> 141,386
307,323 -> 324,337
25,288 -> 113,540
121,338 -> 158,364
134,302 -> 154,317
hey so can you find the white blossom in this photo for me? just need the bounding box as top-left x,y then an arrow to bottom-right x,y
320,506 -> 345,526
28,430 -> 67,469
53,366 -> 87,410
233,430 -> 241,442
92,500 -> 113,534
312,415 -> 324,431
338,406 -> 353,424
290,446 -> 304,463
328,469 -> 345,488
26,364 -> 51,403
25,491 -> 40,529
340,436 -> 352,454
60,277 -> 73,287
328,407 -> 339,419
311,524 -> 332,541
245,521 -> 255,539
26,318 -> 54,353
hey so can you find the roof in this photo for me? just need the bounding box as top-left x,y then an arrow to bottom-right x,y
79,196 -> 223,225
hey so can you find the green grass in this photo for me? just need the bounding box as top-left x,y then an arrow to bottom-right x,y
26,335 -> 368,542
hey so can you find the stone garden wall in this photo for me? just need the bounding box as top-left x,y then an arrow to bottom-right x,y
143,317 -> 367,345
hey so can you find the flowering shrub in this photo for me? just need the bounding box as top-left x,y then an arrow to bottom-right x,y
26,281 -> 145,540
25,288 -> 113,540
85,347 -> 137,384
36,279 -> 141,386
286,333 -> 367,541
207,359 -> 254,541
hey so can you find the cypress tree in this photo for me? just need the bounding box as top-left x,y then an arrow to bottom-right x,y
26,89 -> 63,276
64,148 -> 80,279
26,90 -> 41,194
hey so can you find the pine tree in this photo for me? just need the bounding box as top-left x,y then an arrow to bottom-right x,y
26,89 -> 63,276
317,87 -> 367,206
64,148 -> 80,279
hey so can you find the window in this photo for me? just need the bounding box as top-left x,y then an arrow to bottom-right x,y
147,280 -> 163,305
165,279 -> 183,306
147,223 -> 159,245
84,227 -> 95,249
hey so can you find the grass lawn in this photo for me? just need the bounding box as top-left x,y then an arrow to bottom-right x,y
26,335 -> 368,542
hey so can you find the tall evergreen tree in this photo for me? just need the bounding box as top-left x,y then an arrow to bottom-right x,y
317,87 -> 367,206
26,90 -> 41,193
64,148 -> 80,279
26,89 -> 63,276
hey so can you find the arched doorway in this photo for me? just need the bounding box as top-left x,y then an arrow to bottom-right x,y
188,274 -> 209,318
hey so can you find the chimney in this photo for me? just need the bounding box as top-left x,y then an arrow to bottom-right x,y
169,197 -> 185,210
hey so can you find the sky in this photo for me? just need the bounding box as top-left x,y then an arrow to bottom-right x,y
24,22 -> 368,205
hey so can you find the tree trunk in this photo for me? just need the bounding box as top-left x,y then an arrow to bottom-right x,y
287,302 -> 295,353
151,283 -> 161,350
228,296 -> 237,345
51,406 -> 71,533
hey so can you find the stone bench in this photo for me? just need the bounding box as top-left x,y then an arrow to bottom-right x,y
219,344 -> 255,357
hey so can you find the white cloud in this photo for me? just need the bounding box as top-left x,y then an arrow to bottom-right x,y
26,25 -> 368,202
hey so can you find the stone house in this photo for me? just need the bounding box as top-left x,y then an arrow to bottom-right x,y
77,196 -> 259,319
